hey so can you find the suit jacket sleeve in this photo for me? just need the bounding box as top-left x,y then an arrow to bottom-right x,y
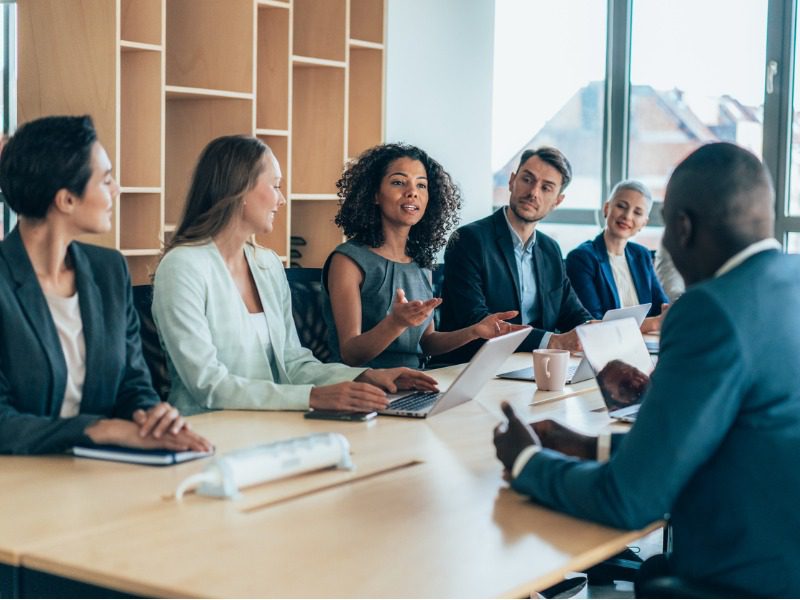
565,248 -> 605,320
442,228 -> 493,329
110,257 -> 160,419
0,363 -> 96,454
511,289 -> 744,530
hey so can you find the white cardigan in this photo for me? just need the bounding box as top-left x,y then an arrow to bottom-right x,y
153,242 -> 364,415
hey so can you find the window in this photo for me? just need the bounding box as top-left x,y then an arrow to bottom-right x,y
491,0 -> 607,210
0,2 -> 16,240
492,0 -> 800,254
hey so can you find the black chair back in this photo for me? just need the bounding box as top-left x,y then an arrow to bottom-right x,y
132,285 -> 171,401
285,267 -> 333,363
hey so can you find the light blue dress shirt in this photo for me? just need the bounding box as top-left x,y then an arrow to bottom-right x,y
503,208 -> 551,349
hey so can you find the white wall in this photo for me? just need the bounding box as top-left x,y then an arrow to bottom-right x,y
385,0 -> 495,226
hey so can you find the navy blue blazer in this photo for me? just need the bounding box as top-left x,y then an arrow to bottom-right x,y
512,249 -> 800,596
566,233 -> 668,319
440,208 -> 591,362
0,228 -> 158,454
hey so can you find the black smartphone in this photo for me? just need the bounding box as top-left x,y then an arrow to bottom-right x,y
303,410 -> 378,422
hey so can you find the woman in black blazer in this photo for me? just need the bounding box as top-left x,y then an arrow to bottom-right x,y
0,115 -> 211,454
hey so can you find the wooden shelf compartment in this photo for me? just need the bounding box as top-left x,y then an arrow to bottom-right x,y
256,4 -> 290,132
17,0 -> 117,183
348,46 -> 383,159
293,0 -> 346,62
120,193 -> 162,251
126,254 -> 160,286
350,0 -> 384,44
121,48 -> 162,188
291,65 -> 346,195
290,200 -> 343,268
165,97 -> 254,224
166,0 -> 254,94
121,0 -> 162,46
256,134 -> 290,257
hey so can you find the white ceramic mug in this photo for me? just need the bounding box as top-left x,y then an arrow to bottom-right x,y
532,349 -> 570,392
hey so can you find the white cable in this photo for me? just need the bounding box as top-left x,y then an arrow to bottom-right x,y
174,472 -> 217,501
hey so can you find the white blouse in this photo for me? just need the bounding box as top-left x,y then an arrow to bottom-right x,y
608,252 -> 640,308
45,291 -> 86,417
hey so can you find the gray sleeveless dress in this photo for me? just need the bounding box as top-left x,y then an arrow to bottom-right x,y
322,241 -> 433,368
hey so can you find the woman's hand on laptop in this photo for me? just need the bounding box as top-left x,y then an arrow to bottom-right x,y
310,381 -> 391,412
356,367 -> 439,394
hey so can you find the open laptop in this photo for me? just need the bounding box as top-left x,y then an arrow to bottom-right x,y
496,303 -> 651,384
576,318 -> 654,422
380,327 -> 531,418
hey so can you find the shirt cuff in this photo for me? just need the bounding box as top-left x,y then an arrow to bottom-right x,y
596,432 -> 612,462
538,332 -> 553,349
511,444 -> 541,478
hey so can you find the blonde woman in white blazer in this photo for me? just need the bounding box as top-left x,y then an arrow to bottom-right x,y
153,136 -> 437,415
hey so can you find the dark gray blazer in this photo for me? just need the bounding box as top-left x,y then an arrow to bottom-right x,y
512,249 -> 800,596
0,228 -> 158,454
440,208 -> 591,362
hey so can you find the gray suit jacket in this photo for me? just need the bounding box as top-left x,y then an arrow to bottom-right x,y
0,228 -> 158,454
512,249 -> 800,596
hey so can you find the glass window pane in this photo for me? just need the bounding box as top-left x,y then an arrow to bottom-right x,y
786,233 -> 800,253
491,0 -> 607,210
788,6 -> 800,217
629,0 -> 767,202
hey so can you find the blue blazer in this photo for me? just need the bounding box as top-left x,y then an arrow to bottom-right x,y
566,233 -> 668,319
0,228 -> 158,454
512,249 -> 800,596
440,208 -> 591,362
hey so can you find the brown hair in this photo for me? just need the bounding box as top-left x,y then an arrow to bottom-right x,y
163,135 -> 270,255
516,146 -> 572,191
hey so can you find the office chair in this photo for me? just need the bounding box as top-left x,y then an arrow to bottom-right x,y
430,263 -> 445,330
132,285 -> 171,401
285,267 -> 333,363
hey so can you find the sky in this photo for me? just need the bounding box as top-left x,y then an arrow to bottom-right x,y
491,0 -> 770,169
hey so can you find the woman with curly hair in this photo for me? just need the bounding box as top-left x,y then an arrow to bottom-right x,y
324,143 -> 525,368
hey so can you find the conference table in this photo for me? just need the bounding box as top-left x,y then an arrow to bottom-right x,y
0,352 -> 654,598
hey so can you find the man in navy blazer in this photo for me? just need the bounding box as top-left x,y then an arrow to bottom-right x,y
440,147 -> 591,362
494,143 -> 800,596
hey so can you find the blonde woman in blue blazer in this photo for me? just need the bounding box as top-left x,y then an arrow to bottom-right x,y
153,136 -> 438,415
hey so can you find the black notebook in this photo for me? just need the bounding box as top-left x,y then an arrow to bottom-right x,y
71,444 -> 213,466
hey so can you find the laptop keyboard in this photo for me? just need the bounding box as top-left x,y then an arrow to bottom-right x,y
388,391 -> 441,411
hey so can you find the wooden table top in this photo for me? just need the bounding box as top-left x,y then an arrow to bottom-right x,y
2,353 -> 653,597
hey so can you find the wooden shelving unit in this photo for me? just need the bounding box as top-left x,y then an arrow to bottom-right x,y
17,0 -> 385,282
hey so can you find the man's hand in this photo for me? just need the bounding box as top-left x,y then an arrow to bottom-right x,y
470,311 -> 530,340
596,359 -> 650,410
531,419 -> 597,459
389,288 -> 442,328
356,367 -> 439,394
493,402 -> 541,474
547,328 -> 582,352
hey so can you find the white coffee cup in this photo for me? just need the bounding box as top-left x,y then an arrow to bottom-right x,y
532,349 -> 570,392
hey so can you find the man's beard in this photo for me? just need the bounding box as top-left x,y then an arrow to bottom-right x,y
510,202 -> 542,224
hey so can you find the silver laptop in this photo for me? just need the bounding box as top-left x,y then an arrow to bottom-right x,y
380,327 -> 531,418
496,303 -> 651,384
576,318 -> 654,422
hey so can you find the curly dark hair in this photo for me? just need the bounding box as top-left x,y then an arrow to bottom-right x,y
335,143 -> 462,269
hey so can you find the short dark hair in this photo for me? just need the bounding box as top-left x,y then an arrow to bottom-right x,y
335,143 -> 462,269
0,115 -> 98,219
516,146 -> 572,191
